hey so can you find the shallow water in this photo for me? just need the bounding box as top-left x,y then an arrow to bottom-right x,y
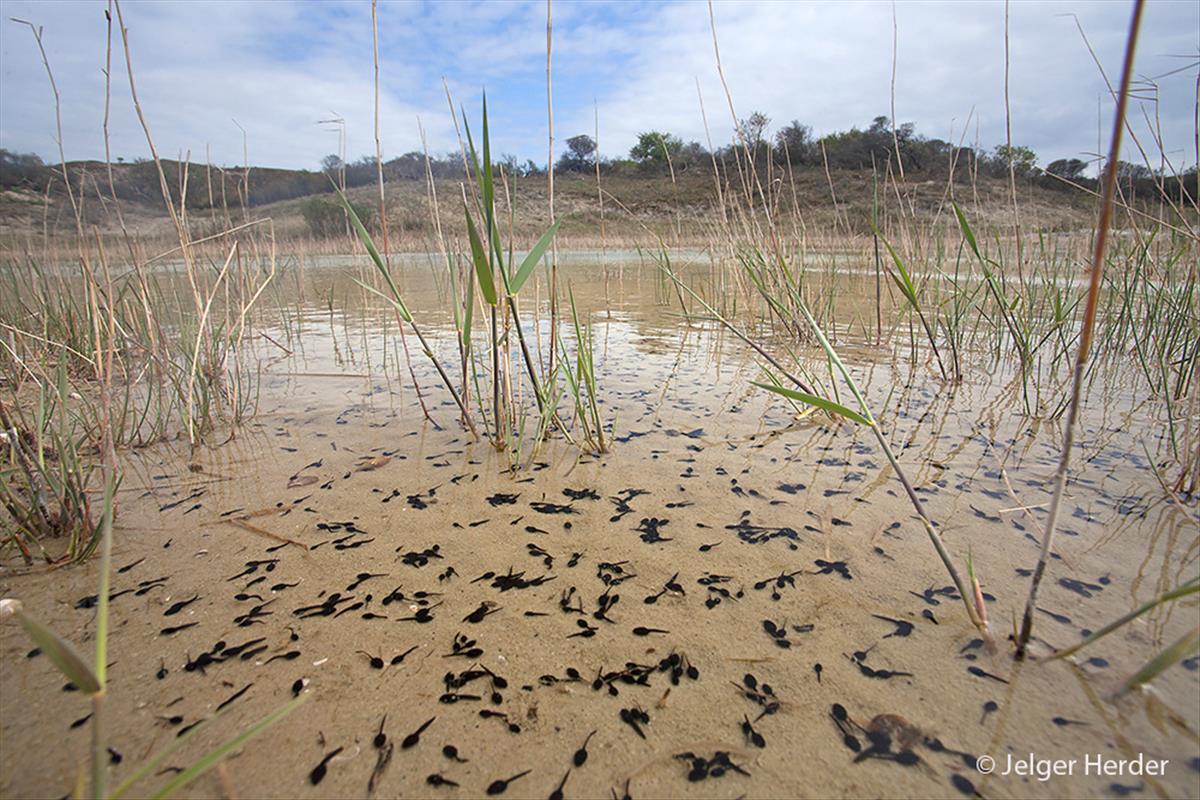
2,254 -> 1198,799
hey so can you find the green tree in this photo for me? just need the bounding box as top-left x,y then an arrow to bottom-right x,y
0,149 -> 47,188
868,115 -> 891,136
739,112 -> 770,150
774,121 -> 813,165
993,144 -> 1038,178
556,134 -> 597,173
1046,158 -> 1088,181
629,131 -> 683,169
1115,160 -> 1151,181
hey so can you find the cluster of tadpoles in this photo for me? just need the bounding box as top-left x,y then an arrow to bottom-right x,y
99,438 -> 1051,800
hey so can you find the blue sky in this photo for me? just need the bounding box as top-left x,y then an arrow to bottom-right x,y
1,1 -> 1196,174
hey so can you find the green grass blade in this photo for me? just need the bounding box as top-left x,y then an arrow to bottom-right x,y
462,258 -> 475,346
149,694 -> 308,799
758,368 -> 816,419
335,190 -> 383,271
952,201 -> 982,260
510,221 -> 561,295
465,208 -> 497,306
1121,625 -> 1200,694
878,235 -> 919,307
94,476 -> 116,688
1052,577 -> 1199,660
752,382 -> 872,426
352,278 -> 412,323
108,711 -> 226,799
481,93 -> 495,232
15,610 -> 100,694
335,188 -> 406,306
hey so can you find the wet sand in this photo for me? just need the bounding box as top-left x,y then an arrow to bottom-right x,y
2,255 -> 1198,799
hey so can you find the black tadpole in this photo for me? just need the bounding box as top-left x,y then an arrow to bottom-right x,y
741,715 -> 766,748
390,645 -> 418,665
163,593 -> 199,616
548,768 -> 571,800
619,707 -> 650,739
967,665 -> 1009,684
486,770 -> 531,796
871,614 -> 915,638
632,626 -> 669,636
373,715 -> 387,748
357,650 -> 384,669
463,602 -> 501,623
442,744 -> 468,762
309,746 -> 343,785
573,730 -> 596,767
402,716 -> 436,749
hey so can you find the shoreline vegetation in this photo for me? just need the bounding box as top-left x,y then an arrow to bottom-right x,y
2,99 -> 1195,249
1,151 -> 1192,247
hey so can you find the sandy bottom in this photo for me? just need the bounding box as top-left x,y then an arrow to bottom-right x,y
2,262 -> 1198,799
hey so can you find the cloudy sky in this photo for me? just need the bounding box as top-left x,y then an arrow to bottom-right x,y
1,0 -> 1196,174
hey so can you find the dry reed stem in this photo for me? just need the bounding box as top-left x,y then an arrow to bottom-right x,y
11,19 -> 84,241
594,100 -> 606,261
1015,0 -> 1146,660
114,0 -> 212,444
1003,0 -> 1026,290
546,0 -> 559,377
889,1 -> 904,183
371,0 -> 391,254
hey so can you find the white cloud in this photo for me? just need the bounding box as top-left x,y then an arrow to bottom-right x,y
0,0 -> 458,168
0,0 -> 1195,172
575,0 -> 1199,171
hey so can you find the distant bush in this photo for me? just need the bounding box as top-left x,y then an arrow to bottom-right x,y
301,196 -> 374,238
0,149 -> 49,189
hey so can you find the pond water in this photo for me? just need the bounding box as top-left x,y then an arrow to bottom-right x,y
2,252 -> 1197,799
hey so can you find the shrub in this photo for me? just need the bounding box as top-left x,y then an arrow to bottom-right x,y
301,195 -> 374,238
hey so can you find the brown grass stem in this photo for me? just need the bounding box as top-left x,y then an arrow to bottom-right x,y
1015,0 -> 1146,660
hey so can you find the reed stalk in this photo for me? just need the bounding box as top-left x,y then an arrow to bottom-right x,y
546,0 -> 559,376
1015,0 -> 1145,659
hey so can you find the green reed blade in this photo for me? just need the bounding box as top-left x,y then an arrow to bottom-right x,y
878,235 -> 919,308
149,694 -> 308,799
465,208 -> 497,306
93,476 -> 116,685
952,202 -> 982,261
510,221 -> 561,296
1053,577 -> 1199,660
462,258 -> 475,351
752,382 -> 872,426
352,279 -> 411,323
1122,625 -> 1200,694
15,609 -> 100,694
481,92 -> 495,234
334,188 -> 406,308
108,710 -> 226,799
